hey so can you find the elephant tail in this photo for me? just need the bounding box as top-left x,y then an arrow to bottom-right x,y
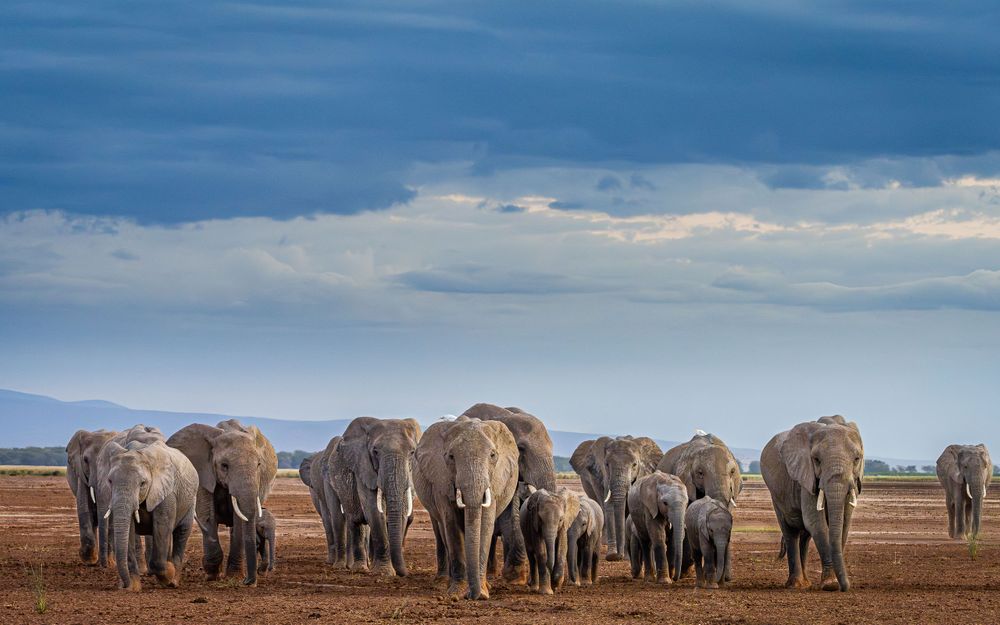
776,537 -> 787,561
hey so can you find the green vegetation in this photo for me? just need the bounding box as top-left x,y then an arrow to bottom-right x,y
553,456 -> 572,473
276,449 -> 314,469
0,466 -> 65,476
0,447 -> 66,466
24,563 -> 48,614
967,533 -> 981,560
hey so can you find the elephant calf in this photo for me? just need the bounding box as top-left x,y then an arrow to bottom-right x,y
256,508 -> 277,572
567,494 -> 603,586
520,487 -> 580,595
684,497 -> 732,589
627,471 -> 687,583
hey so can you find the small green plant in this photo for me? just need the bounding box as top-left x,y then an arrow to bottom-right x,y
24,563 -> 48,614
967,533 -> 981,560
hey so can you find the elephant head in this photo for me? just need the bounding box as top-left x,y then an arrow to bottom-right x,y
938,444 -> 992,537
638,471 -> 687,581
671,433 -> 743,509
166,419 -> 277,586
462,404 -> 556,491
604,436 -> 663,560
779,416 -> 863,592
338,417 -> 421,576
66,429 -> 117,563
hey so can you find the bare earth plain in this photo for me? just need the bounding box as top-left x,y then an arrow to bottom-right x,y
2,475 -> 998,625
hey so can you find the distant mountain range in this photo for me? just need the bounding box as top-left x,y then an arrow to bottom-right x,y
0,389 -> 928,468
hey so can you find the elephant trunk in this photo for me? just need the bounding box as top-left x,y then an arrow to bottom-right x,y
668,505 -> 685,581
382,454 -> 410,576
969,475 -> 985,537
825,482 -> 850,592
713,534 -> 727,585
544,525 -> 558,578
111,498 -> 135,589
610,470 -> 630,558
233,487 -> 259,586
463,498 -> 487,599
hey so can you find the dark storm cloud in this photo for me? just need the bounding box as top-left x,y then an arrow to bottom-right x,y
2,1 -> 1000,222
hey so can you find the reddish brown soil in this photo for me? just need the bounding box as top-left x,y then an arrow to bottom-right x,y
2,476 -> 998,624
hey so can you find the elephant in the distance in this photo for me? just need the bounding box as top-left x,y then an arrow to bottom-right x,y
330,417 -> 421,576
167,419 -> 278,586
761,415 -> 864,592
521,487 -> 580,594
106,440 -> 198,591
413,416 -> 519,600
462,403 -> 557,583
658,431 -> 742,580
66,429 -> 117,564
626,471 -> 687,583
571,435 -> 662,561
300,437 -> 347,565
937,444 -> 992,539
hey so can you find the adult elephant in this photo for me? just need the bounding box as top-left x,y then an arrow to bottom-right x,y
571,435 -> 662,561
658,431 -> 742,579
66,429 -> 117,565
329,417 -> 421,576
167,419 -> 278,586
462,403 -> 556,581
761,415 -> 864,592
937,444 -> 992,539
413,416 -> 519,599
299,437 -> 346,565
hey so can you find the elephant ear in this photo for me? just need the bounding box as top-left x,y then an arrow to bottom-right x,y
340,417 -> 380,491
779,424 -> 818,495
937,446 -> 962,485
142,446 -> 175,512
658,442 -> 686,475
560,488 -> 581,526
569,440 -> 594,474
251,426 -> 278,500
640,476 -> 660,518
673,450 -> 698,501
635,437 -> 664,473
484,420 -> 519,494
167,423 -> 223,493
976,444 -> 992,474
298,455 -> 314,488
400,418 -> 422,445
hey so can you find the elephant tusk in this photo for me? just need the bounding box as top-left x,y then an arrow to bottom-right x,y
377,488 -> 384,514
848,490 -> 858,508
482,487 -> 492,508
90,487 -> 96,503
455,488 -> 466,509
339,504 -> 344,514
527,484 -> 537,494
231,495 -> 250,522
816,489 -> 825,512
104,508 -> 111,520
406,487 -> 414,517
257,497 -> 263,518
134,509 -> 140,523
984,486 -> 988,498
967,483 -> 973,499
730,498 -> 737,509
604,490 -> 611,503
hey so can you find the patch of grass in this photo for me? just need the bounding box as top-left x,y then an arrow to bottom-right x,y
276,469 -> 300,479
733,526 -> 780,533
0,466 -> 65,476
967,533 -> 981,560
24,563 -> 48,614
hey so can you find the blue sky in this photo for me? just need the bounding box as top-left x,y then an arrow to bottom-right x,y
2,1 -> 999,458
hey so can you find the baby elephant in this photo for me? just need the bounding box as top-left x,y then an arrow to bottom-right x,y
520,487 -> 580,594
256,508 -> 277,572
685,497 -> 733,589
627,471 -> 687,583
567,494 -> 604,586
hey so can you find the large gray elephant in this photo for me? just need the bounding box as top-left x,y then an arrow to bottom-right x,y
520,487 -> 580,595
413,416 -> 519,600
937,444 -> 992,538
462,403 -> 557,582
299,437 -> 347,565
330,417 -> 421,576
658,431 -> 742,579
66,429 -> 117,564
761,415 -> 864,592
106,440 -> 198,591
571,435 -> 662,561
167,419 -> 278,586
626,471 -> 687,583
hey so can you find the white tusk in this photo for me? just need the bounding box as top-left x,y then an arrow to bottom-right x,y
376,488 -> 384,514
984,486 -> 988,498
456,488 -> 466,509
730,498 -> 737,508
134,509 -> 140,523
848,490 -> 858,508
104,508 -> 111,520
816,489 -> 825,511
604,490 -> 611,503
967,483 -> 973,499
527,484 -> 537,494
90,487 -> 96,503
339,504 -> 344,514
406,487 -> 414,517
257,497 -> 263,518
231,495 -> 249,522
482,487 -> 492,508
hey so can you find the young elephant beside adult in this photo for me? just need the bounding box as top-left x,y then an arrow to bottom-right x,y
684,497 -> 733,589
167,419 -> 278,586
299,437 -> 347,565
567,494 -> 604,586
937,444 -> 992,539
106,440 -> 198,591
330,417 -> 421,576
761,415 -> 864,592
413,416 -> 519,600
256,508 -> 277,572
658,431 -> 742,579
627,471 -> 687,583
66,429 -> 118,565
520,487 -> 580,595
462,403 -> 557,583
571,435 -> 663,561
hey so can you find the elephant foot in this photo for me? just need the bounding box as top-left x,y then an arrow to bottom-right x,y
706,582 -> 720,590
105,554 -> 115,568
820,569 -> 839,592
370,563 -> 395,577
156,562 -> 180,588
538,585 -> 553,596
502,563 -> 528,585
680,564 -> 695,579
605,552 -> 623,562
349,559 -> 370,573
80,546 -> 98,565
656,572 -> 672,584
121,574 -> 142,592
785,576 -> 811,590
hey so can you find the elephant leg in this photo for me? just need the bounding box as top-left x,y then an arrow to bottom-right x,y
348,519 -> 368,572
331,504 -> 347,567
535,536 -> 552,594
700,535 -> 718,589
692,543 -> 704,588
525,538 -> 538,591
171,514 -> 193,583
553,529 -> 568,590
196,491 -> 224,580
486,531 -> 499,577
144,536 -> 154,575
498,504 -> 527,583
590,544 -> 600,584
315,495 -> 337,565
803,506 -> 836,591
430,518 -> 448,580
149,516 -> 177,587
779,520 -> 809,589
357,489 -> 391,575
629,530 -> 642,579
226,520 -> 245,576
443,509 -> 466,595
797,531 -> 811,584
641,536 -> 654,582
963,498 -> 973,537
944,492 -> 956,538
651,530 -> 668,583
132,533 -> 148,575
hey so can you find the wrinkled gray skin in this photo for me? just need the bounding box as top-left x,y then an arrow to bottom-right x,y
94,425 -> 165,569
256,508 -> 276,572
66,429 -> 117,565
627,471 -> 687,583
299,437 -> 347,565
937,444 -> 992,539
658,432 -> 742,580
571,435 -> 662,561
107,440 -> 198,591
684,497 -> 732,589
761,415 -> 864,592
463,404 -> 557,584
520,487 -> 580,595
167,419 -> 278,587
567,494 -> 604,586
330,417 -> 421,576
413,416 -> 519,600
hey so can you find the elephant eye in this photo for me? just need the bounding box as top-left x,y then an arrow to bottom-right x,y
221,462 -> 229,471
490,450 -> 498,460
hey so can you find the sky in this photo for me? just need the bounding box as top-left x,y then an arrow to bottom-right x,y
2,1 -> 999,459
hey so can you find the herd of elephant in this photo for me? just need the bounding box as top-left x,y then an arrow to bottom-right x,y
65,404 -> 992,599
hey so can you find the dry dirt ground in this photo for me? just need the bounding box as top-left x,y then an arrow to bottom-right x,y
2,475 -> 999,624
